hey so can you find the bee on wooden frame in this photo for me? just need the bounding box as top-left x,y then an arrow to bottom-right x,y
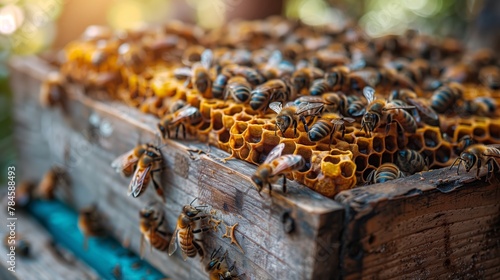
139,202 -> 172,258
157,105 -> 203,140
127,144 -> 166,202
168,199 -> 210,260
251,143 -> 305,196
450,144 -> 500,182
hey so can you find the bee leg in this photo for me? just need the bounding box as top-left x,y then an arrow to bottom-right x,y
299,115 -> 308,133
192,239 -> 205,260
175,125 -> 180,139
476,158 -> 482,179
151,175 -> 165,203
268,183 -> 273,197
365,169 -> 375,185
329,130 -> 335,149
282,174 -> 287,193
293,120 -> 298,137
486,159 -> 493,182
182,124 -> 187,139
192,227 -> 210,234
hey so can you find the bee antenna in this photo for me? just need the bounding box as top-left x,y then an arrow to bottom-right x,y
450,157 -> 464,175
189,197 -> 198,206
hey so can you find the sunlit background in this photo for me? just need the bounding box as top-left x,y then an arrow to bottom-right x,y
0,0 -> 497,182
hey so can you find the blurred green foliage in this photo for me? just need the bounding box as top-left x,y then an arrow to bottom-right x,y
0,75 -> 15,185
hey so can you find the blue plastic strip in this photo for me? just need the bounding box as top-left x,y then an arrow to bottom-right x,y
27,199 -> 166,280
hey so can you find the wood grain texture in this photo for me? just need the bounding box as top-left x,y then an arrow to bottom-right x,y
9,56 -> 344,280
0,203 -> 99,280
336,168 -> 500,279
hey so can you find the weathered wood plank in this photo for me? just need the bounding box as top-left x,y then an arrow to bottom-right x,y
336,167 -> 500,279
0,202 -> 99,280
10,56 -> 344,279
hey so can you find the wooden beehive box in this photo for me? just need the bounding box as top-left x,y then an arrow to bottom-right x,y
9,56 -> 500,279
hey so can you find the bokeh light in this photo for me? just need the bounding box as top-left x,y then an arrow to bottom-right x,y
0,4 -> 24,35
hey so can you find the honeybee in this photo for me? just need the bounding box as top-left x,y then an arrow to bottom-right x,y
225,64 -> 266,86
168,199 -> 209,260
324,66 -> 350,92
157,105 -> 203,139
309,78 -> 330,96
176,49 -> 213,98
479,66 -> 500,90
181,45 -> 206,66
454,135 -> 474,155
78,204 -> 106,250
117,42 -> 147,74
40,72 -> 65,108
169,99 -> 187,114
250,79 -> 292,112
294,92 -> 349,116
395,149 -> 428,175
111,143 -> 155,177
225,76 -> 252,103
385,101 -> 417,134
441,63 -> 472,84
127,145 -> 165,202
366,163 -> 405,184
346,95 -> 367,117
206,248 -> 242,280
139,202 -> 172,258
360,87 -> 415,135
36,166 -> 67,200
269,101 -> 323,136
390,89 -> 440,127
430,82 -> 464,114
349,68 -> 389,91
450,144 -> 500,181
3,233 -> 30,257
460,97 -> 497,117
291,64 -> 324,94
251,143 -> 305,196
308,113 -> 355,146
212,72 -> 231,100
258,50 -> 284,80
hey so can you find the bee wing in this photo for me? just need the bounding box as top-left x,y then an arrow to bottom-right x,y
201,49 -> 213,69
295,102 -> 324,115
127,165 -> 151,198
167,228 -> 179,256
407,98 -> 439,121
111,150 -> 138,174
255,83 -> 281,93
271,155 -> 303,176
269,102 -> 283,114
267,50 -> 282,67
295,96 -> 324,104
363,86 -> 375,103
264,143 -> 285,164
171,106 -> 198,123
332,117 -> 355,125
174,67 -> 192,78
384,105 -> 416,111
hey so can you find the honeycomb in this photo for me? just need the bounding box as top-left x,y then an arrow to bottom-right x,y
55,19 -> 500,198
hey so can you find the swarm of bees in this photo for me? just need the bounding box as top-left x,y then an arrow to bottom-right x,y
55,16 -> 500,199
